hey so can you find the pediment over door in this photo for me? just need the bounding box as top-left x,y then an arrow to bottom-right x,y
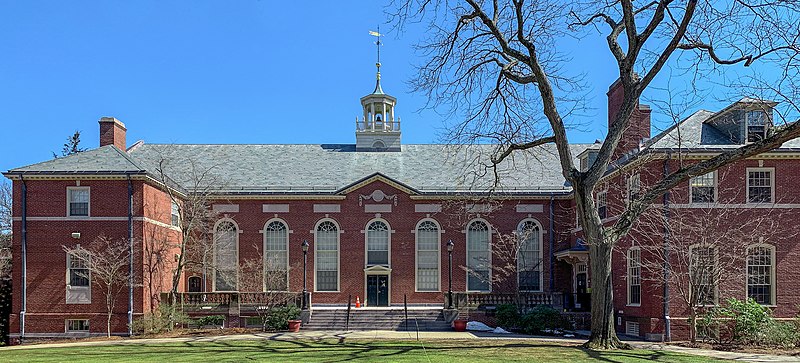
364,265 -> 392,274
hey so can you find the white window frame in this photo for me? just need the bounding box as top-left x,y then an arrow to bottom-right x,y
466,219 -> 492,293
170,200 -> 180,227
689,244 -> 719,307
596,190 -> 608,219
626,174 -> 641,205
689,171 -> 717,204
263,218 -> 289,292
66,250 -> 91,304
212,218 -> 239,292
746,167 -> 775,204
747,243 -> 776,306
66,186 -> 90,217
65,319 -> 90,333
414,218 -> 441,292
627,247 -> 641,306
364,218 -> 391,267
745,109 -> 770,143
314,218 -> 340,292
517,219 -> 543,292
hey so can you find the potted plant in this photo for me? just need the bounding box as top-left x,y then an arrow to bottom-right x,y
287,319 -> 302,332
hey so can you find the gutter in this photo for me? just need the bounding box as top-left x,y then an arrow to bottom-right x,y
127,175 -> 134,336
19,175 -> 27,342
662,152 -> 672,342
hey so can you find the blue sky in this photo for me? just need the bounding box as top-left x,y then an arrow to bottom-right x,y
0,1 -> 743,173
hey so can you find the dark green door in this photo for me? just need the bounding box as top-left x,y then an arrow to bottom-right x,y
367,275 -> 389,306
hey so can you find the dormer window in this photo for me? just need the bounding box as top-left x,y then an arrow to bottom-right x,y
746,110 -> 769,142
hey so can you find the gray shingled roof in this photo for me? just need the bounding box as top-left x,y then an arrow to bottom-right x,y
125,143 -> 590,193
8,145 -> 146,174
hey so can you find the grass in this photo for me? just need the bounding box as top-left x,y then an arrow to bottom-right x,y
0,339 -> 730,363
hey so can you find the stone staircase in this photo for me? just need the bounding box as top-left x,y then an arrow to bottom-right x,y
303,308 -> 451,331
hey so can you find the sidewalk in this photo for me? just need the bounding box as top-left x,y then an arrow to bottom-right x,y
2,330 -> 799,362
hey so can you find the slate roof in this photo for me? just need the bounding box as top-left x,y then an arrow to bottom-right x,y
8,145 -> 146,174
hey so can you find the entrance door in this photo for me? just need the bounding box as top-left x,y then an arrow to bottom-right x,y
366,275 -> 389,306
188,276 -> 202,293
575,272 -> 589,311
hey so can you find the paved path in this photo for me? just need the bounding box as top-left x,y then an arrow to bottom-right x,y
2,330 -> 799,362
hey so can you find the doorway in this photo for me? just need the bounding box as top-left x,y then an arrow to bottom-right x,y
366,275 -> 389,307
188,276 -> 202,293
576,272 -> 589,311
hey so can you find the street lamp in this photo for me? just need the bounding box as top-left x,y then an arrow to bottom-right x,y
447,239 -> 454,309
301,239 -> 310,310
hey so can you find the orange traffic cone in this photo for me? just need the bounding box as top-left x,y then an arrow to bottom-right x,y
355,296 -> 361,308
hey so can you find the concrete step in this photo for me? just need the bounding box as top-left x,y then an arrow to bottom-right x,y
303,308 -> 450,331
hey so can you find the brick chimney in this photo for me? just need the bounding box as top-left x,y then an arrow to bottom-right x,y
608,78 -> 651,159
99,117 -> 127,150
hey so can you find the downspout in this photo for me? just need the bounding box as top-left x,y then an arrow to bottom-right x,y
662,153 -> 672,342
127,175 -> 133,336
549,195 -> 555,292
19,175 -> 27,342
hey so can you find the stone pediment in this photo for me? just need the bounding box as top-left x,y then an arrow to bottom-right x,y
364,265 -> 392,273
337,172 -> 418,196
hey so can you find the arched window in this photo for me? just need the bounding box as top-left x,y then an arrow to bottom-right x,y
214,220 -> 238,291
747,244 -> 775,305
372,140 -> 386,149
467,220 -> 491,292
315,220 -> 339,292
366,220 -> 389,266
518,220 -> 542,292
264,220 -> 288,291
416,220 -> 440,291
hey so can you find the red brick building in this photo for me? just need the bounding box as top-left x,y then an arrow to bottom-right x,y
4,74 -> 799,341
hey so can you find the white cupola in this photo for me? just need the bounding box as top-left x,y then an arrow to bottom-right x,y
356,30 -> 401,152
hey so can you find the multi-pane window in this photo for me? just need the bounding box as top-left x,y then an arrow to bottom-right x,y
214,220 -> 238,291
747,245 -> 775,305
627,174 -> 641,204
690,172 -> 716,203
68,252 -> 90,287
596,191 -> 607,219
518,220 -> 542,291
68,187 -> 90,216
747,169 -> 773,203
170,201 -> 180,227
416,220 -> 440,291
366,221 -> 389,266
690,245 -> 717,306
66,319 -> 90,332
627,248 -> 641,305
746,110 -> 769,142
264,220 -> 288,291
467,220 -> 491,292
316,221 -> 339,292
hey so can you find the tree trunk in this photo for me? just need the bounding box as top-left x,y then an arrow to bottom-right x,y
585,241 -> 629,349
106,290 -> 113,338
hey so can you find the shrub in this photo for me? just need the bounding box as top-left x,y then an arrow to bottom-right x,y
195,315 -> 225,327
759,320 -> 800,349
519,305 -> 571,335
265,305 -> 301,331
719,298 -> 772,344
496,304 -> 520,329
130,304 -> 192,335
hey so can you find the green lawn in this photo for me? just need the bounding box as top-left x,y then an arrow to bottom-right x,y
1,339 -> 728,363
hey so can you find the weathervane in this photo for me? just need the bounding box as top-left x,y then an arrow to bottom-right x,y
368,26 -> 385,93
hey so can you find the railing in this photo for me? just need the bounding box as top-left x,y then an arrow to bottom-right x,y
355,118 -> 401,132
169,292 -> 306,309
445,292 -> 563,310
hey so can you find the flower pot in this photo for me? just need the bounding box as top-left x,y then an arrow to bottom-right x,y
453,319 -> 467,332
288,319 -> 302,332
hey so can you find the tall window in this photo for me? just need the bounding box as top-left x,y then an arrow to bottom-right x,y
627,174 -> 641,204
68,187 -> 90,216
416,220 -> 440,291
170,201 -> 180,227
627,248 -> 641,305
746,110 -> 768,142
316,220 -> 339,291
264,220 -> 288,291
68,251 -> 90,287
518,220 -> 542,291
690,245 -> 717,306
596,191 -> 607,219
747,169 -> 773,203
214,220 -> 238,291
467,220 -> 491,292
366,220 -> 389,266
690,172 -> 716,203
747,245 -> 775,305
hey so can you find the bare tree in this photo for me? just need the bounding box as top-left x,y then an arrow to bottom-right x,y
233,249 -> 297,332
0,181 -> 12,278
393,0 -> 800,348
63,236 -> 135,337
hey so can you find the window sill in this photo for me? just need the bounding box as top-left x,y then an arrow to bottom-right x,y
626,304 -> 641,307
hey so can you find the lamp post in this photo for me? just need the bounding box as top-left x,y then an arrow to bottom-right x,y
301,239 -> 309,310
447,239 -> 454,309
